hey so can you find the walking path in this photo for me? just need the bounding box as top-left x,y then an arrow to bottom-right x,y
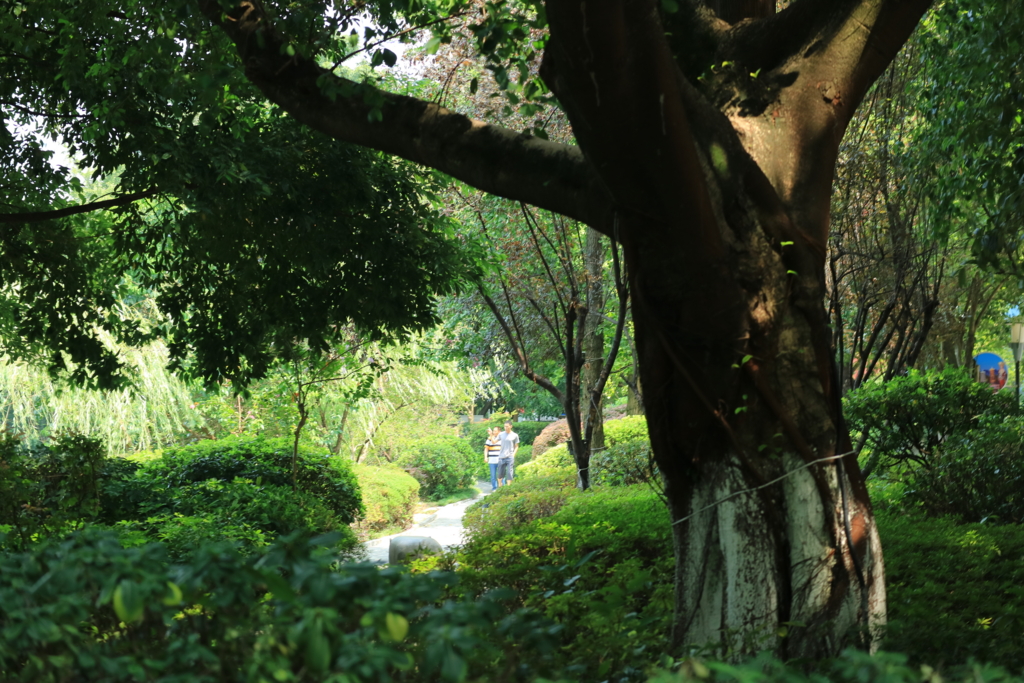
360,481 -> 494,564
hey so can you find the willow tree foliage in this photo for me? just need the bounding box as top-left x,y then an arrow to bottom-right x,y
3,0 -> 948,656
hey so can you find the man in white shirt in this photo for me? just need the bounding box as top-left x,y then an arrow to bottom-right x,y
497,421 -> 519,486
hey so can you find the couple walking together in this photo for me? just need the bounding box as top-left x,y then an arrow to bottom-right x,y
484,422 -> 519,491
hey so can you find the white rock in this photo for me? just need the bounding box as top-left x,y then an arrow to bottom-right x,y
388,536 -> 443,565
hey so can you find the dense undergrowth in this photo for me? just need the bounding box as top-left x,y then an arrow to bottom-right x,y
0,433 -> 364,557
5,393 -> 1024,681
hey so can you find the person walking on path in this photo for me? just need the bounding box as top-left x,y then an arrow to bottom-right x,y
484,426 -> 502,491
497,421 -> 519,487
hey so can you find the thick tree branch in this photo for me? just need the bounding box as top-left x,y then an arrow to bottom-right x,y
715,0 -> 932,243
0,190 -> 159,224
198,0 -> 614,234
544,0 -> 722,255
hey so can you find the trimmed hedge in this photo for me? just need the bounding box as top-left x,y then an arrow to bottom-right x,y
96,436 -> 364,559
142,435 -> 364,523
515,442 -> 576,482
604,415 -> 648,445
353,463 -> 420,536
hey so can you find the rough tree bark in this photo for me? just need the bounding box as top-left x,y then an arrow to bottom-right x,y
200,0 -> 932,656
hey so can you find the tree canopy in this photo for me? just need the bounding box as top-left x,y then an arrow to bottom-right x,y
1,3 -> 480,387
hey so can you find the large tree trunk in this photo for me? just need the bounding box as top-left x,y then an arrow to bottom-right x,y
541,0 -> 923,657
624,209 -> 884,656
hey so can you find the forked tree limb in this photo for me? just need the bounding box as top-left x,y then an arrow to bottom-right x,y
479,288 -> 565,403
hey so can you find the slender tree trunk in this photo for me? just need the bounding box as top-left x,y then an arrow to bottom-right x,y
626,374 -> 643,416
583,227 -> 606,452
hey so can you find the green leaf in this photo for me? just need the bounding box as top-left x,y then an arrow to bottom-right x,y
112,580 -> 144,623
161,581 -> 183,606
305,628 -> 331,672
385,612 -> 409,641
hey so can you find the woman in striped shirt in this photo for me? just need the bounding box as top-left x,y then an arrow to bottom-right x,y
484,427 -> 502,491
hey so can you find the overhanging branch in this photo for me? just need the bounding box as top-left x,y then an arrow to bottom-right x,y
197,0 -> 615,235
0,189 -> 159,224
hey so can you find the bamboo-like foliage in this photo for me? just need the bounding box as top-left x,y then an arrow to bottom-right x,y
345,356 -> 491,463
0,341 -> 200,454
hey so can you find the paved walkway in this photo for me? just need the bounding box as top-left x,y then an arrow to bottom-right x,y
360,481 -> 494,564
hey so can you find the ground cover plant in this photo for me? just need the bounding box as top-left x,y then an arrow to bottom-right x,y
6,413 -> 1024,680
429,481 -> 674,681
877,511 -> 1024,671
443,444 -> 1024,679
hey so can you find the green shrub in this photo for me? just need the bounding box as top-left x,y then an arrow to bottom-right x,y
112,476 -> 357,561
462,474 -> 579,537
97,456 -> 159,524
864,413 -> 1024,525
604,415 -> 649,445
592,437 -> 658,487
144,435 -> 364,523
353,463 -> 420,536
898,414 -> 1024,524
516,442 -> 577,482
877,510 -> 1024,670
121,512 -> 272,561
0,527 -> 564,682
99,436 -> 364,558
455,485 -> 674,681
398,434 -> 478,500
0,432 -> 107,548
844,366 -> 1015,475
